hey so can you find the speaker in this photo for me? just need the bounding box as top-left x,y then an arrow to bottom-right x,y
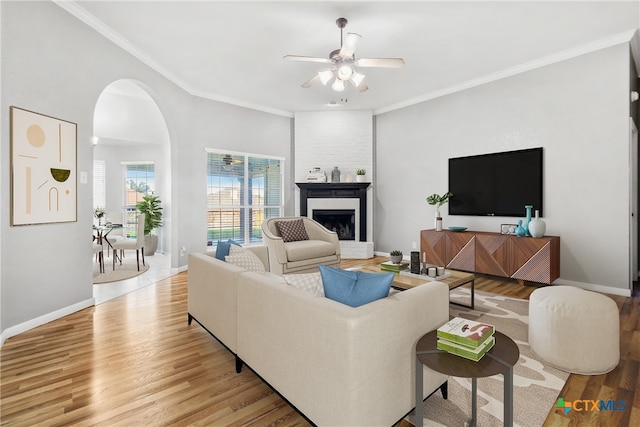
410,251 -> 420,274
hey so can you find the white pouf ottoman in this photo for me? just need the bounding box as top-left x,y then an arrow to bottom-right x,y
528,286 -> 619,375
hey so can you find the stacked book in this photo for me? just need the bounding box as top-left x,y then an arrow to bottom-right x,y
380,261 -> 409,272
436,317 -> 495,361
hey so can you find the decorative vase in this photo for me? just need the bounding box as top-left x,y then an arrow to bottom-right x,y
515,219 -> 526,237
523,205 -> 533,236
434,207 -> 442,231
331,166 -> 340,183
528,210 -> 546,238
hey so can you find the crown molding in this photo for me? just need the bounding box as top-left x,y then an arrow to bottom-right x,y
374,29 -> 638,115
53,1 -> 634,119
54,1 -> 293,118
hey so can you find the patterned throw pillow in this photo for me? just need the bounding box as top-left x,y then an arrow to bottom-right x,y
225,245 -> 266,273
283,272 -> 325,297
275,219 -> 309,243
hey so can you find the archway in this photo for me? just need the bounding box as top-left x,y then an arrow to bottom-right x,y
92,79 -> 172,301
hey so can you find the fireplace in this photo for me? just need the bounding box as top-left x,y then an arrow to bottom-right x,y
312,209 -> 356,241
296,182 -> 370,242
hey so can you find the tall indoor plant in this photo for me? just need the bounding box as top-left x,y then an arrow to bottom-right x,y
136,194 -> 163,255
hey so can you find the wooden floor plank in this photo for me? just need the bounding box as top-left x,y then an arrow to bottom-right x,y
1,256 -> 637,426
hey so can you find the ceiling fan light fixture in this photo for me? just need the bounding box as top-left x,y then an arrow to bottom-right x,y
318,69 -> 334,85
337,65 -> 353,80
350,71 -> 365,87
332,79 -> 345,92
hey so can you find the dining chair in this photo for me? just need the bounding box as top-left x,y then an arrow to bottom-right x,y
111,213 -> 145,271
92,239 -> 104,273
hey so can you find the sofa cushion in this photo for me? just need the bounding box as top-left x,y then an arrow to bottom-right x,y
319,265 -> 393,307
285,240 -> 336,262
225,245 -> 266,273
215,239 -> 241,260
284,272 -> 325,297
275,218 -> 309,243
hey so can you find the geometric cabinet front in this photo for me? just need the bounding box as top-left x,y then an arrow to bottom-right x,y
421,229 -> 560,284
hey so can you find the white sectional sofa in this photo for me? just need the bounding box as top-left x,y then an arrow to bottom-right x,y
188,248 -> 450,426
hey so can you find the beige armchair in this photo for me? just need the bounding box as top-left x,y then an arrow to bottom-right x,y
261,217 -> 340,275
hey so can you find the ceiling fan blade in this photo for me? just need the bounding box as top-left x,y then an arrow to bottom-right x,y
339,33 -> 361,57
301,75 -> 320,88
284,55 -> 333,64
355,57 -> 405,68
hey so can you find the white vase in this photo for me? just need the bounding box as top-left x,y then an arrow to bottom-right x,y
356,175 -> 366,182
434,208 -> 442,231
528,210 -> 546,238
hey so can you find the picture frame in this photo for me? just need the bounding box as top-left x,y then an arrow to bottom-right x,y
501,223 -> 517,235
10,106 -> 77,226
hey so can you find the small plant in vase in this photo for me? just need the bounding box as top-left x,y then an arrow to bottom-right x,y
93,207 -> 105,226
426,192 -> 452,231
390,250 -> 403,264
356,168 -> 366,182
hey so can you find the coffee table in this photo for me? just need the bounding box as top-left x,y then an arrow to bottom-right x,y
353,265 -> 475,309
414,330 -> 519,427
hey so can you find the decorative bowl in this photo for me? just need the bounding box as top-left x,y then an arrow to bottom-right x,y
448,226 -> 468,232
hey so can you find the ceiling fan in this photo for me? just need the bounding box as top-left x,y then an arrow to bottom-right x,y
284,17 -> 405,93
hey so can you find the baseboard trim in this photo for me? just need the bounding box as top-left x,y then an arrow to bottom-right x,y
553,278 -> 631,297
0,297 -> 95,348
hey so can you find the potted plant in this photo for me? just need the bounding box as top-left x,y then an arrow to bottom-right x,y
93,206 -> 105,226
356,168 -> 366,182
136,194 -> 163,256
390,249 -> 403,264
426,192 -> 453,231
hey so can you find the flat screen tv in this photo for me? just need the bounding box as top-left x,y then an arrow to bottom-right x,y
448,147 -> 543,217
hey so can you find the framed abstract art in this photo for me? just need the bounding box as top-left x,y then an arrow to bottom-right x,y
10,106 -> 77,225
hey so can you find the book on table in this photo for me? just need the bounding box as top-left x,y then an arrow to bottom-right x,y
437,335 -> 495,361
437,317 -> 495,349
379,261 -> 409,272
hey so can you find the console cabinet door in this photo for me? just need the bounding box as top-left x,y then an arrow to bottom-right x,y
474,233 -> 512,276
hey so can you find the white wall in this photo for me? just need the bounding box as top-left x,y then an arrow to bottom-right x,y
0,1 -> 291,342
294,111 -> 374,241
376,43 -> 632,294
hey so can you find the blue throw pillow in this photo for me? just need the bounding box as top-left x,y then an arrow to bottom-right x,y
215,239 -> 241,261
319,265 -> 393,308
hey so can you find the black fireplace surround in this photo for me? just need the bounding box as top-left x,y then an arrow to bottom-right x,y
296,182 -> 370,242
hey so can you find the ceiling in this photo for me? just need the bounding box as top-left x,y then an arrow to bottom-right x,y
60,1 -> 639,117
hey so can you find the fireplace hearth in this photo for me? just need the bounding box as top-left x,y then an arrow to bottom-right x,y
313,209 -> 356,240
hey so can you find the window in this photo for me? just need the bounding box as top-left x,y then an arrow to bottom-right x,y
123,162 -> 155,238
206,150 -> 283,245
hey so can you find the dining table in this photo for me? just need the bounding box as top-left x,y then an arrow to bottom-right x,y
94,224 -> 123,261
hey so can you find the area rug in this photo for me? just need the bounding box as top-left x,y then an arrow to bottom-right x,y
93,255 -> 149,284
409,288 -> 568,427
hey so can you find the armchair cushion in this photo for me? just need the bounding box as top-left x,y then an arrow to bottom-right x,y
319,265 -> 393,307
275,218 -> 309,242
284,240 -> 336,262
225,245 -> 266,273
215,239 -> 241,260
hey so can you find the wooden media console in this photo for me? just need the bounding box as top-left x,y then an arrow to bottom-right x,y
420,229 -> 560,285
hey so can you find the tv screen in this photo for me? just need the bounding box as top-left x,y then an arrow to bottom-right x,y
448,147 -> 543,217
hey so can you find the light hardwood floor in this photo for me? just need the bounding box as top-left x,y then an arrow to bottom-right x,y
1,256 -> 638,426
